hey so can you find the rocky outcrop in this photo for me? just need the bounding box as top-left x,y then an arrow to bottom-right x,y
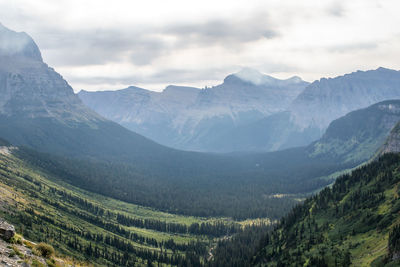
0,23 -> 102,124
0,219 -> 15,240
290,67 -> 400,131
380,122 -> 400,155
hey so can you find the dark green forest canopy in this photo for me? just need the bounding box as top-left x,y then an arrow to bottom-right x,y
16,145 -> 353,219
250,153 -> 400,266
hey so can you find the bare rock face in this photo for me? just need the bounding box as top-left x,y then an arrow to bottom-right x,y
0,23 -> 102,124
0,219 -> 15,240
290,67 -> 400,131
380,122 -> 400,155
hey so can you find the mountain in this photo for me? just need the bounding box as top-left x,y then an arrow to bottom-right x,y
17,99 -> 400,219
78,85 -> 201,148
208,67 -> 400,152
2,23 -> 399,221
0,23 -> 182,163
290,67 -> 400,130
309,100 -> 400,163
0,24 -> 341,219
380,122 -> 400,155
252,152 -> 400,267
79,68 -> 308,151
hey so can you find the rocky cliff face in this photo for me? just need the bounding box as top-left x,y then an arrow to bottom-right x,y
290,67 -> 400,130
380,121 -> 400,155
0,23 -> 101,124
79,68 -> 308,151
0,24 -> 171,161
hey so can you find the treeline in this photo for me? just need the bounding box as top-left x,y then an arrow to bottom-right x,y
48,186 -> 239,237
116,213 -> 238,237
19,213 -> 203,267
207,224 -> 273,267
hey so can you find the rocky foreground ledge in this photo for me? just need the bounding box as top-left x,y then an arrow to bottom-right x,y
0,218 -> 77,267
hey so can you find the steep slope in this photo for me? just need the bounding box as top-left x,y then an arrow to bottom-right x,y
0,24 -> 343,219
23,94 -> 400,219
291,67 -> 400,130
209,68 -> 400,152
79,68 -> 308,151
205,111 -> 321,152
380,122 -> 400,155
252,152 -> 400,266
0,23 -> 175,163
79,85 -> 201,147
0,142 -> 227,266
309,100 -> 400,163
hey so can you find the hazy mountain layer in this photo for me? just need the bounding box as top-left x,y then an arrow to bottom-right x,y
210,68 -> 400,152
310,100 -> 400,163
79,68 -> 308,151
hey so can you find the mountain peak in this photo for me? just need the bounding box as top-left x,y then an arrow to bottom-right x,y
233,68 -> 277,85
0,23 -> 42,61
231,68 -> 306,86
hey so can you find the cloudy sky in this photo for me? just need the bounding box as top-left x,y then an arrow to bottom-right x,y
0,0 -> 399,92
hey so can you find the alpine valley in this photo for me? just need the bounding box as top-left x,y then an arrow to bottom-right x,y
1,22 -> 400,267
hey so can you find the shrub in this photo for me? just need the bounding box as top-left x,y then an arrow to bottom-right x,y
46,258 -> 57,267
12,245 -> 24,258
8,234 -> 23,245
34,242 -> 55,258
23,240 -> 35,249
31,259 -> 46,267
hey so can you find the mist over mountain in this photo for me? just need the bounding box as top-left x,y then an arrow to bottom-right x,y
0,23 -> 344,219
0,23 -> 101,123
208,67 -> 400,152
2,20 -> 400,267
79,68 -> 308,150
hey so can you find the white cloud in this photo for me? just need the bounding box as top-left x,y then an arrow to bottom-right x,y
0,0 -> 399,91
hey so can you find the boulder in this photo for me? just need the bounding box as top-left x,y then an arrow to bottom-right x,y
0,219 -> 15,240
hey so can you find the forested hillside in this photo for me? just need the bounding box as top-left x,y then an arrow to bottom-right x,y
252,153 -> 400,266
0,147 -> 261,266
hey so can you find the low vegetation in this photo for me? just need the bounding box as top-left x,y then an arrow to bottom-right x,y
0,150 -> 271,266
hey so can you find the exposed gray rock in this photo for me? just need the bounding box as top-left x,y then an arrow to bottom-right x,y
0,219 -> 15,240
380,121 -> 400,155
0,23 -> 103,124
289,67 -> 400,131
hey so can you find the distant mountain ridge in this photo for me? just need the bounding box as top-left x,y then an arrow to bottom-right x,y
79,68 -> 308,150
208,67 -> 400,152
309,100 -> 400,163
290,67 -> 400,130
80,67 -> 400,153
0,23 -> 345,219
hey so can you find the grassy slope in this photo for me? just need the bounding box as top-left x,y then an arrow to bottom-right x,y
0,150 -> 240,266
254,153 -> 400,267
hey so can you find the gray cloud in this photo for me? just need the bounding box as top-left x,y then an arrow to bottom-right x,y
37,27 -> 169,66
29,12 -> 278,67
326,2 -> 345,17
67,68 -> 228,87
164,13 -> 277,47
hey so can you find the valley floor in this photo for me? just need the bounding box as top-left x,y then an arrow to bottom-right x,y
0,151 -> 269,266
